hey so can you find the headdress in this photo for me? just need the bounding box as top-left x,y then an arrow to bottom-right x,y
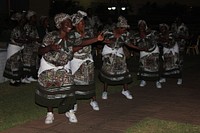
54,13 -> 71,29
116,16 -> 130,28
159,23 -> 169,30
11,12 -> 23,22
71,10 -> 87,26
138,20 -> 148,30
26,10 -> 36,20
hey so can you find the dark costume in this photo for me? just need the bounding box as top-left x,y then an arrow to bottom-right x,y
158,29 -> 181,78
134,30 -> 160,81
3,25 -> 25,82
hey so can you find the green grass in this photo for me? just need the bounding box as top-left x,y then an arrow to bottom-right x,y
0,70 -> 127,132
126,118 -> 200,133
1,63 -> 199,132
1,76 -> 199,133
0,82 -> 46,131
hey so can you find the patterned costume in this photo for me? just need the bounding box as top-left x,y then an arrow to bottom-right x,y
172,23 -> 189,70
23,22 -> 40,78
134,30 -> 160,81
99,29 -> 133,85
35,31 -> 75,113
69,29 -> 95,100
158,24 -> 181,78
3,23 -> 25,81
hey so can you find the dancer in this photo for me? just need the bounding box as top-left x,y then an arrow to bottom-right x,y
99,16 -> 141,100
171,17 -> 189,84
23,10 -> 40,82
158,23 -> 182,85
35,13 -> 77,124
69,10 -> 104,111
3,12 -> 27,86
135,20 -> 161,88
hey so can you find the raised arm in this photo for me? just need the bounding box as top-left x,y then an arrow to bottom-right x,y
125,43 -> 142,50
38,43 -> 61,55
73,33 -> 104,52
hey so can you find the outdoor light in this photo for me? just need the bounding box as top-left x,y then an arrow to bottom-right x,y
121,7 -> 126,10
108,7 -> 112,10
112,7 -> 116,10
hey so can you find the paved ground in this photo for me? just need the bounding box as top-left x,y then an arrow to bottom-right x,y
1,54 -> 200,133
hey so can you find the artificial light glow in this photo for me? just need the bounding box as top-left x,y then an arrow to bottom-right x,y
112,7 -> 116,10
108,7 -> 112,10
121,7 -> 126,10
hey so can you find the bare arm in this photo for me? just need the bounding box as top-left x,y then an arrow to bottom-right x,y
38,44 -> 61,55
73,33 -> 104,52
125,43 -> 146,51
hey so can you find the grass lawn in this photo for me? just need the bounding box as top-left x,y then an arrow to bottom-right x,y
126,118 -> 200,133
1,73 -> 200,133
1,80 -> 200,133
0,82 -> 46,131
0,55 -> 200,132
0,69 -> 126,132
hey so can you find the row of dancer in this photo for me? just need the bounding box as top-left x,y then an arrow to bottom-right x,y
3,8 -> 102,87
3,10 -> 46,86
35,10 -> 100,124
35,11 -> 103,124
4,9 -> 187,124
100,18 -> 188,102
3,10 -> 131,124
133,19 -> 188,89
35,11 -> 146,124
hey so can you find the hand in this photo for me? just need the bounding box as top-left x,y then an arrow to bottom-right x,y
97,32 -> 104,41
50,44 -> 61,51
140,48 -> 148,52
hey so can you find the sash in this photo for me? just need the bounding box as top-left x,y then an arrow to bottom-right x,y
70,54 -> 93,75
102,45 -> 124,57
163,43 -> 179,55
38,57 -> 70,76
7,44 -> 24,59
140,45 -> 159,58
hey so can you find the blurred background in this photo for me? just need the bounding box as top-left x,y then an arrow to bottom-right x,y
0,0 -> 200,42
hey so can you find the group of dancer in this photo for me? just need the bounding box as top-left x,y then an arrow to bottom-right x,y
134,19 -> 189,89
3,11 -> 40,86
3,9 -> 189,124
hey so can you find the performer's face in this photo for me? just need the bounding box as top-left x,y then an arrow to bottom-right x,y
160,26 -> 167,33
61,19 -> 72,33
139,23 -> 146,31
76,19 -> 85,31
119,27 -> 126,34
